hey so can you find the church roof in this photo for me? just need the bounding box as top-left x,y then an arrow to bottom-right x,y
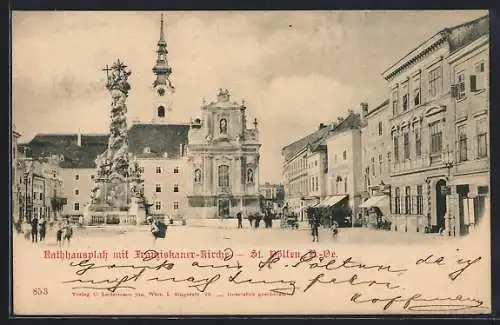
128,123 -> 189,158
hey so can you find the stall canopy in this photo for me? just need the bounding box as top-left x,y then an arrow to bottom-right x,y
315,195 -> 348,208
359,195 -> 389,208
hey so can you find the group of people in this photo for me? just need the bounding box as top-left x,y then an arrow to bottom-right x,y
236,211 -> 274,229
18,217 -> 73,246
308,210 -> 340,242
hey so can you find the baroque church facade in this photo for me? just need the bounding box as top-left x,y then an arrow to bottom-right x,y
186,89 -> 261,218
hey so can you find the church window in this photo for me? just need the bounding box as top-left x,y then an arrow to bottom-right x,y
218,165 -> 230,187
174,166 -> 179,174
194,169 -> 202,183
156,166 -> 161,174
155,184 -> 161,193
246,168 -> 254,184
158,106 -> 166,118
173,184 -> 179,192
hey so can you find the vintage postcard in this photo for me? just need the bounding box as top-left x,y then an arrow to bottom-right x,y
11,10 -> 491,316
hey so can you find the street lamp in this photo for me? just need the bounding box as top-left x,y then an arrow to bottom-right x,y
443,146 -> 456,237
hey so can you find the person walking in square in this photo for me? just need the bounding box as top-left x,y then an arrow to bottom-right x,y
30,216 -> 39,243
237,211 -> 243,229
311,212 -> 321,242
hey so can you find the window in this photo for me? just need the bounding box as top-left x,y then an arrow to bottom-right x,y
75,174 -> 79,181
311,177 -> 314,191
315,176 -> 319,191
155,184 -> 161,193
392,89 -> 398,115
404,186 -> 411,214
343,150 -> 347,160
173,202 -> 179,210
91,175 -> 95,180
428,66 -> 442,98
378,121 -> 383,136
414,86 -> 421,106
415,128 -> 422,157
314,160 -> 318,167
173,184 -> 179,192
402,93 -> 409,112
472,61 -> 485,91
430,121 -> 442,154
144,147 -> 151,154
403,132 -> 410,160
155,201 -> 161,211
74,203 -> 80,211
456,71 -> 466,100
156,166 -> 161,174
218,165 -> 230,187
371,157 -> 375,176
379,154 -> 383,175
74,189 -> 79,196
174,167 -> 179,174
394,188 -> 401,214
417,185 -> 423,214
158,106 -> 165,118
393,135 -> 399,163
477,119 -> 488,158
458,125 -> 468,162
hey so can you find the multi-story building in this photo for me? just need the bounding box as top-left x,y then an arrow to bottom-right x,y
322,111 -> 364,220
382,15 -> 488,234
359,100 -> 391,223
259,182 -> 284,212
281,123 -> 330,220
186,89 -> 261,218
448,26 -> 489,236
12,126 -> 21,223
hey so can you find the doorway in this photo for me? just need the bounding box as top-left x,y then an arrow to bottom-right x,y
218,199 -> 230,219
435,179 -> 447,233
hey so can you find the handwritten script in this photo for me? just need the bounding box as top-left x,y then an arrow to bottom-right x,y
61,248 -> 486,313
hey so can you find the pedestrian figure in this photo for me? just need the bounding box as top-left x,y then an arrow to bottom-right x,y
330,221 -> 339,239
23,222 -> 31,241
255,213 -> 261,228
236,211 -> 243,228
148,217 -> 167,246
38,216 -> 46,241
311,213 -> 320,242
31,216 -> 39,243
78,215 -> 84,228
56,221 -> 63,247
248,214 -> 254,228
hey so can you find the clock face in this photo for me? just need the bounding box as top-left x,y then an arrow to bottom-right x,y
157,88 -> 165,96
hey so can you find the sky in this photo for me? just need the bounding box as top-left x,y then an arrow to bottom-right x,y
12,10 -> 487,183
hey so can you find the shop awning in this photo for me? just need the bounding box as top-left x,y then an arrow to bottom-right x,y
316,195 -> 348,208
359,195 -> 389,208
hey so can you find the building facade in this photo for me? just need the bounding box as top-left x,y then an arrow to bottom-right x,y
281,123 -> 330,220
382,15 -> 489,234
324,112 -> 364,219
186,89 -> 261,218
447,32 -> 489,236
12,127 -> 21,223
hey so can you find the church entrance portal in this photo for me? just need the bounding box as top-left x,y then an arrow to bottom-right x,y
218,199 -> 230,219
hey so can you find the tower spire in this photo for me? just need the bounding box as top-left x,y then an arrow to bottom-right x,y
160,13 -> 165,42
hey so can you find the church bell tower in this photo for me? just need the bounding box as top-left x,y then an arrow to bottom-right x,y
152,14 -> 175,123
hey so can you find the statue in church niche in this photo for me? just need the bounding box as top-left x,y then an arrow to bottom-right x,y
194,168 -> 202,183
247,168 -> 254,184
220,118 -> 228,135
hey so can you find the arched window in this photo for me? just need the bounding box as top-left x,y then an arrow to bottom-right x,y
194,168 -> 202,183
246,168 -> 254,184
158,106 -> 166,118
218,165 -> 229,187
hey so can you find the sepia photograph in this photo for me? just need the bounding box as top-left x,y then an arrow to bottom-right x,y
11,10 -> 491,316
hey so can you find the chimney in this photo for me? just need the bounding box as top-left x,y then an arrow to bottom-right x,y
318,123 -> 326,130
360,102 -> 369,120
77,130 -> 82,147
